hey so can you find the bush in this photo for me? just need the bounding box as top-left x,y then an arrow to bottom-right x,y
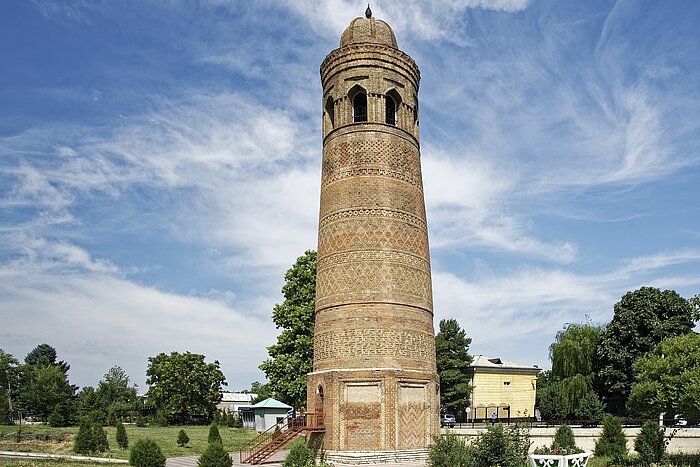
575,391 -> 605,426
177,429 -> 190,447
116,422 -> 129,449
198,442 -> 233,467
94,424 -> 109,452
208,423 -> 222,444
130,439 -> 166,467
47,411 -> 65,427
634,421 -> 665,465
283,438 -> 318,467
135,414 -> 147,427
595,415 -> 627,461
552,424 -> 577,451
470,423 -> 530,467
429,431 -> 471,467
74,418 -> 96,455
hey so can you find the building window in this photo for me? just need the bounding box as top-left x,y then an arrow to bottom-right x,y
353,92 -> 367,123
385,95 -> 396,125
325,96 -> 335,128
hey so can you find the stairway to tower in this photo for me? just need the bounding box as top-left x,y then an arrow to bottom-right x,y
239,413 -> 325,465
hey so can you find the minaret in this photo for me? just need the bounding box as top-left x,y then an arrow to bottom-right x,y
307,7 -> 439,464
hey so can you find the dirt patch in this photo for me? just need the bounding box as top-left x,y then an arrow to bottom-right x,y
0,433 -> 74,455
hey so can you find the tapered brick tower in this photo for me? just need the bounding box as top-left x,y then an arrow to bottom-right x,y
307,7 -> 439,464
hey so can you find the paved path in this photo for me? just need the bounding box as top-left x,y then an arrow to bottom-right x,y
164,452 -> 427,467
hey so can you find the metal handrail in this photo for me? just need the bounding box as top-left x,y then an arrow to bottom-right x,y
239,412 -> 324,463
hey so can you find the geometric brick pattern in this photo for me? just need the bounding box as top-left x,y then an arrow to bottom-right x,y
315,260 -> 433,310
317,217 -> 429,259
313,328 -> 435,363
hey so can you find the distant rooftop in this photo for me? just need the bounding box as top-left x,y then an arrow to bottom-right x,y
470,355 -> 539,372
250,397 -> 292,410
220,392 -> 257,403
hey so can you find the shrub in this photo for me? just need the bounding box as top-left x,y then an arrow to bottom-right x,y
281,438 -> 316,467
116,422 -> 129,449
208,423 -> 222,444
470,423 -> 530,467
429,431 -> 471,467
177,429 -> 190,447
198,442 -> 233,467
135,415 -> 147,427
129,439 -> 166,467
94,424 -> 109,452
74,418 -> 96,455
552,424 -> 577,451
47,411 -> 64,427
575,391 -> 605,426
634,421 -> 665,464
594,415 -> 627,461
232,415 -> 243,428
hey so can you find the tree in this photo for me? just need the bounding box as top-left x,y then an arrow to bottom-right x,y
435,319 -> 473,414
0,350 -> 20,424
94,424 -> 109,452
259,250 -> 316,409
208,423 -> 222,444
74,418 -> 96,455
17,364 -> 75,422
627,332 -> 700,424
198,441 -> 233,467
549,322 -> 601,417
177,429 -> 190,447
634,420 -> 665,465
146,352 -> 226,424
595,287 -> 699,414
469,423 -> 531,467
129,439 -> 166,467
248,381 -> 273,405
552,424 -> 577,451
116,422 -> 129,449
24,344 -> 70,374
550,322 -> 601,380
575,391 -> 605,425
594,415 -> 627,461
97,366 -> 138,422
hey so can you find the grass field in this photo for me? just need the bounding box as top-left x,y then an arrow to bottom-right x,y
0,425 -> 257,459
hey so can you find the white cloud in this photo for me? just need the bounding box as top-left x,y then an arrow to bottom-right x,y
423,148 -> 577,262
433,249 -> 700,368
0,244 -> 274,390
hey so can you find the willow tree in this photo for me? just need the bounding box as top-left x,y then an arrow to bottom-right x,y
547,321 -> 603,418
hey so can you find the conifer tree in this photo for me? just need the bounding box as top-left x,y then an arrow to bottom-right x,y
208,423 -> 222,444
116,422 -> 129,449
177,429 -> 189,448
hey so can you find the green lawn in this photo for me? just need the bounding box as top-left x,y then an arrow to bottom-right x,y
0,425 -> 256,459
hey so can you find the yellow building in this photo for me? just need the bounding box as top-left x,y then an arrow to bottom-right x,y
468,355 -> 540,421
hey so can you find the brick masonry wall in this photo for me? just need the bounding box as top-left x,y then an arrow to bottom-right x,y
308,19 -> 439,455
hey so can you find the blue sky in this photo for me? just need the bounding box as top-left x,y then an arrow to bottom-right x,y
1,0 -> 699,392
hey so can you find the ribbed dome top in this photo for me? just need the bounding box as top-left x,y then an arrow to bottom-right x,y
340,16 -> 398,49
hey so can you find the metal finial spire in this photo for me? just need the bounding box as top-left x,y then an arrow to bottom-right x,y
365,4 -> 372,18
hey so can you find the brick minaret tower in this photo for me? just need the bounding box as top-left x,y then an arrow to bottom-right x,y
307,7 -> 439,464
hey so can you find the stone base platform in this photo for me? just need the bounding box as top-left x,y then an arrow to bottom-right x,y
322,449 -> 429,465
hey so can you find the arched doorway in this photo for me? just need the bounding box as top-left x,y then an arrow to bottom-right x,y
315,385 -> 325,427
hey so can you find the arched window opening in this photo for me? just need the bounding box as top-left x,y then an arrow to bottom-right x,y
353,92 -> 367,123
385,89 -> 402,126
385,96 -> 396,125
325,96 -> 335,128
